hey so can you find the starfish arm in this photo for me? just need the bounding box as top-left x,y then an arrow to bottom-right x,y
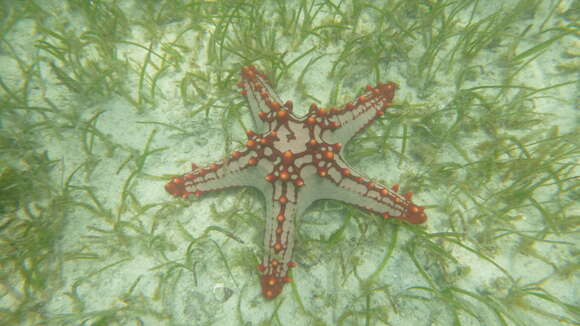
323,82 -> 398,145
320,156 -> 427,224
236,66 -> 287,134
258,182 -> 299,300
164,150 -> 269,198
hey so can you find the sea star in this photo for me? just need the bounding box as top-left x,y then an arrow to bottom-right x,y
165,66 -> 427,300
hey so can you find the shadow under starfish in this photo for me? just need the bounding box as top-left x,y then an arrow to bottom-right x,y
165,66 -> 427,300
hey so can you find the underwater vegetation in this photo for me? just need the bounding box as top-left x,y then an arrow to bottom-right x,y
0,0 -> 578,325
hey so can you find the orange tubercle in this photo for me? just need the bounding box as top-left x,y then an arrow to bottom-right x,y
260,275 -> 284,300
165,178 -> 186,197
400,205 -> 427,224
